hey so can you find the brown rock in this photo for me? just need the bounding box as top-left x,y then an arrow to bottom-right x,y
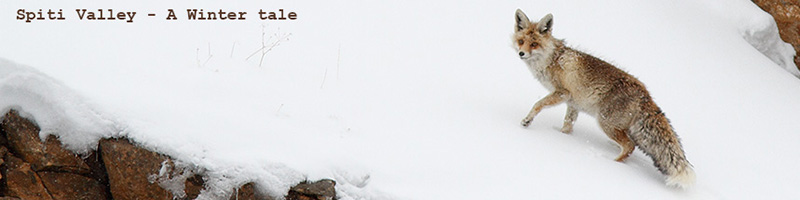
229,182 -> 263,200
0,146 -> 7,180
753,0 -> 800,71
0,197 -> 22,200
287,179 -> 336,200
1,110 -> 90,174
184,174 -> 205,200
0,126 -> 8,147
81,150 -> 110,189
100,138 -> 173,200
3,155 -> 53,200
38,171 -> 109,200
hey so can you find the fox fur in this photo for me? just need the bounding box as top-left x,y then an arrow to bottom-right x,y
513,9 -> 695,188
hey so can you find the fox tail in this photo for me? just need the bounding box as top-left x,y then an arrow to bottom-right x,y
630,110 -> 695,189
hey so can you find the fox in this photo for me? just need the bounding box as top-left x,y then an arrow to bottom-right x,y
512,9 -> 695,188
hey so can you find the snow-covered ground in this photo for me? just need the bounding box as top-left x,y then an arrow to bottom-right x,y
2,0 -> 799,199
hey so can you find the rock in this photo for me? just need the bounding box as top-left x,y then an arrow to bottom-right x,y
184,174 -> 205,199
0,146 -> 7,180
2,155 -> 53,200
0,197 -> 22,200
286,179 -> 337,200
81,150 -> 110,188
752,0 -> 800,71
0,126 -> 8,147
38,171 -> 109,200
1,110 -> 90,174
100,138 -> 173,200
229,182 -> 262,200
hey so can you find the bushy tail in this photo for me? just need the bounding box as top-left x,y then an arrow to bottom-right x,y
630,111 -> 695,189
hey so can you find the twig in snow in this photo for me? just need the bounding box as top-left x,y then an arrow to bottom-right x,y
246,24 -> 291,68
196,43 -> 213,68
320,66 -> 328,89
202,42 -> 213,67
196,48 -> 200,67
230,42 -> 236,58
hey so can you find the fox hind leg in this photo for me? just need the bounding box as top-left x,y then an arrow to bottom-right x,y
611,129 -> 635,162
599,124 -> 635,162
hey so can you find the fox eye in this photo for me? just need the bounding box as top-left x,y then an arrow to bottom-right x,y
517,39 -> 524,45
531,42 -> 539,48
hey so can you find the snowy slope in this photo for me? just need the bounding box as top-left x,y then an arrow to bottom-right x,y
2,0 -> 800,199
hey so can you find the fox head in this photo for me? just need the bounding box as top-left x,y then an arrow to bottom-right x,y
514,9 -> 555,61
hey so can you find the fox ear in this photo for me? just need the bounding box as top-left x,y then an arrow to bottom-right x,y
537,13 -> 553,34
515,9 -> 530,32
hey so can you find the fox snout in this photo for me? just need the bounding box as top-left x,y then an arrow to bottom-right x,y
518,51 -> 531,59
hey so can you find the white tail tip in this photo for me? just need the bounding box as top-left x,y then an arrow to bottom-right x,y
666,167 -> 696,189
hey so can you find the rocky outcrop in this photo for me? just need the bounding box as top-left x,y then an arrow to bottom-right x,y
230,182 -> 262,200
100,138 -> 174,199
0,110 -> 337,199
185,174 -> 205,199
753,0 -> 800,72
287,180 -> 337,200
1,110 -> 106,200
38,171 -> 109,199
2,110 -> 90,174
3,154 -> 52,200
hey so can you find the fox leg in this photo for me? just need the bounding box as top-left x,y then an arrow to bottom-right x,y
599,125 -> 635,162
560,105 -> 578,133
522,90 -> 567,127
611,129 -> 635,162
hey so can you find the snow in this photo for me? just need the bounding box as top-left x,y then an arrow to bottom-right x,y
0,58 -> 118,154
2,0 -> 800,199
725,0 -> 800,77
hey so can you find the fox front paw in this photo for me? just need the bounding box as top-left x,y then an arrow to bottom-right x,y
560,126 -> 573,134
521,117 -> 533,127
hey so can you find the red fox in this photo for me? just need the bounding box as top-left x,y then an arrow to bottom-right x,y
513,9 -> 695,188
